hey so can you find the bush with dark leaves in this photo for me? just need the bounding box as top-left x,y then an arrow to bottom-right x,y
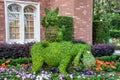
91,44 -> 116,57
0,42 -> 35,59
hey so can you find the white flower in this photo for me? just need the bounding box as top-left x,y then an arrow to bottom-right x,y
36,75 -> 43,80
77,75 -> 81,78
87,51 -> 90,53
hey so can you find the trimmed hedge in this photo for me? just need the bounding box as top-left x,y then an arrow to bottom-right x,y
0,58 -> 32,66
0,42 -> 34,59
91,44 -> 116,57
109,30 -> 120,38
57,16 -> 73,41
93,21 -> 110,43
96,55 -> 120,62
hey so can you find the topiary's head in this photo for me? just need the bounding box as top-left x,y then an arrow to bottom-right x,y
41,7 -> 59,28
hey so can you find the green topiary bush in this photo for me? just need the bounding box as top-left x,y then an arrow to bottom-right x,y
30,41 -> 94,75
93,21 -> 110,43
57,16 -> 73,41
41,8 -> 69,42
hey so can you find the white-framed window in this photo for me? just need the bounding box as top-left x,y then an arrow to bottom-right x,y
4,0 -> 40,43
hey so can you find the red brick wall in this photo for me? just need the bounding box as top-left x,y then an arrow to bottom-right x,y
0,0 -> 5,43
0,0 -> 92,44
74,0 -> 93,44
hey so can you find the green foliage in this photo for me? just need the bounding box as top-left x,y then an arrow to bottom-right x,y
73,51 -> 82,67
101,64 -> 115,72
93,0 -> 120,43
0,58 -> 31,66
116,62 -> 120,71
56,26 -> 65,42
96,55 -> 120,62
42,8 -> 73,42
41,8 -> 59,28
42,8 -> 73,41
110,14 -> 120,30
109,30 -> 120,38
30,41 -> 91,75
41,40 -> 49,47
82,51 -> 95,69
57,16 -> 73,41
93,21 -> 110,43
41,8 -> 59,41
93,0 -> 117,21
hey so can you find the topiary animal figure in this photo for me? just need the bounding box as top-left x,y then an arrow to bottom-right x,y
30,41 -> 95,76
41,7 -> 65,42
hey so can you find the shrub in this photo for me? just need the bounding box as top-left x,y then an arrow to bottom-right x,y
0,42 -> 34,59
93,21 -> 110,43
110,16 -> 120,30
116,62 -> 120,71
57,16 -> 73,41
42,8 -> 68,42
91,44 -> 116,57
0,58 -> 32,66
72,39 -> 87,44
109,30 -> 120,38
96,55 -> 120,62
30,41 -> 92,75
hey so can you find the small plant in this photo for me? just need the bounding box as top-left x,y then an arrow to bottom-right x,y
82,51 -> 95,69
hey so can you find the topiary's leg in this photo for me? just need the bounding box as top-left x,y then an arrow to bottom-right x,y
32,56 -> 44,73
58,56 -> 71,76
73,51 -> 82,67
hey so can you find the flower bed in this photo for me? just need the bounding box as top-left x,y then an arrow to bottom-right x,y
0,58 -> 120,80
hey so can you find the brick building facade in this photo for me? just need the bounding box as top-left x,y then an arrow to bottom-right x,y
0,0 -> 92,44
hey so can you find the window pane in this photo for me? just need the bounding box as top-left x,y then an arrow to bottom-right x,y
30,27 -> 34,32
15,33 -> 20,39
25,33 -> 29,39
8,13 -> 20,39
10,27 -> 15,33
9,21 -> 14,27
24,14 -> 34,21
30,15 -> 34,20
15,27 -> 19,32
8,4 -> 21,12
30,21 -> 34,27
24,6 -> 35,39
25,27 -> 29,32
24,6 -> 34,13
10,33 -> 15,39
9,13 -> 20,21
30,33 -> 34,39
15,20 -> 20,27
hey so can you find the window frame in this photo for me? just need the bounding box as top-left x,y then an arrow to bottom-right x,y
4,0 -> 40,43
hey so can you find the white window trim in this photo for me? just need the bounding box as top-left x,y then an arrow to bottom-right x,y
4,0 -> 40,43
